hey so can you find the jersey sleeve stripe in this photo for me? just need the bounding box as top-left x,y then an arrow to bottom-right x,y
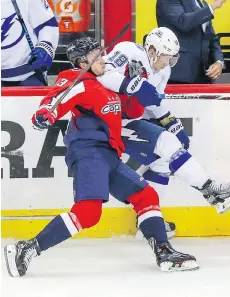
34,17 -> 58,38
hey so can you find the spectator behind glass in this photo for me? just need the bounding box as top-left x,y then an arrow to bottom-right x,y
156,0 -> 226,84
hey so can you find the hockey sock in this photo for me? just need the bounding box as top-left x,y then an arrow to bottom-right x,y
170,152 -> 209,188
36,213 -> 80,251
154,131 -> 209,189
36,199 -> 103,251
139,216 -> 167,242
127,186 -> 168,243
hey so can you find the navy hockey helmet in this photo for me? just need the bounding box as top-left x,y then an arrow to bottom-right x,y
66,37 -> 101,67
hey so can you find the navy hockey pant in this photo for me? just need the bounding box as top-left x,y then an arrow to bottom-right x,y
69,144 -> 148,203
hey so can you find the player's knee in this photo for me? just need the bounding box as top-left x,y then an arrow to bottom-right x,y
70,199 -> 103,229
126,185 -> 160,215
155,131 -> 182,161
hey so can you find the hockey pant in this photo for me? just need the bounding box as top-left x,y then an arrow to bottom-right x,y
122,119 -> 209,198
35,144 -> 168,251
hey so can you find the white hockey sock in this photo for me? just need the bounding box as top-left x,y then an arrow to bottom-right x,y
173,157 -> 209,189
154,131 -> 209,189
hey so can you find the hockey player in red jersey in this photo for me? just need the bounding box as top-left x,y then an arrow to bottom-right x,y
4,37 -> 199,277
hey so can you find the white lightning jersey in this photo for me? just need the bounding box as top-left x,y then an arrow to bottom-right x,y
1,0 -> 59,81
97,41 -> 171,121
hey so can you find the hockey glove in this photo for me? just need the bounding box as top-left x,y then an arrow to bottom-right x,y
162,117 -> 190,150
121,75 -> 162,107
29,41 -> 54,72
32,105 -> 57,130
128,60 -> 148,79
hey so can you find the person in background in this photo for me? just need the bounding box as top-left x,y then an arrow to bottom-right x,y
156,0 -> 226,84
1,0 -> 59,86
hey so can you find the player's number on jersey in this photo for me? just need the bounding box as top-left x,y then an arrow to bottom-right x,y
108,51 -> 128,67
56,78 -> 68,87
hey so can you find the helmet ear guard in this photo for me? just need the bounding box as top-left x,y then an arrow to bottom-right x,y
74,56 -> 88,67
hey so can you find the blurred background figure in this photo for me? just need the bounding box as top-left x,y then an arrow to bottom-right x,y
156,0 -> 226,84
1,0 -> 59,86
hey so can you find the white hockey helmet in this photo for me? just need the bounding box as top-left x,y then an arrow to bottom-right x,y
144,27 -> 180,67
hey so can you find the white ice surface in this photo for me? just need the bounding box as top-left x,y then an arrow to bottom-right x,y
1,238 -> 230,297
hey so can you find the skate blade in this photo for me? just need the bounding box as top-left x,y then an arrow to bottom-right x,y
160,260 -> 200,272
4,245 -> 20,277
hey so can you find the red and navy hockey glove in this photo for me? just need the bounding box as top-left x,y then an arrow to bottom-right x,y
32,105 -> 57,130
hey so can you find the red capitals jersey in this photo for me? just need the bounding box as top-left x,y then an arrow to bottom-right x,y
120,94 -> 145,119
39,69 -> 125,156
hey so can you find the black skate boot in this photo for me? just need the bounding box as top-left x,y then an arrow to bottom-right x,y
198,179 -> 230,214
4,238 -> 41,277
148,238 -> 199,272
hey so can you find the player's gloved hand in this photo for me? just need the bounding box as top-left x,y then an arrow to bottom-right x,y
122,75 -> 162,107
29,42 -> 54,72
32,104 -> 57,130
128,60 -> 148,79
163,117 -> 190,150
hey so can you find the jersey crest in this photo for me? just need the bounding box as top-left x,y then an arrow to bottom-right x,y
1,13 -> 24,49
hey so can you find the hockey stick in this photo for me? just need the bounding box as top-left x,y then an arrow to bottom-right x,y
165,94 -> 230,100
49,23 -> 131,112
11,0 -> 48,86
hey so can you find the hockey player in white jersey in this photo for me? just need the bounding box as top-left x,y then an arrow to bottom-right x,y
1,0 -> 59,86
97,27 -> 230,222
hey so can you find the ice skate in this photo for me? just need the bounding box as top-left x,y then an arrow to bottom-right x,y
4,238 -> 41,277
199,179 -> 230,214
148,237 -> 199,272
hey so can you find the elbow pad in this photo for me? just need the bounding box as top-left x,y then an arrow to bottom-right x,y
119,76 -> 162,107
